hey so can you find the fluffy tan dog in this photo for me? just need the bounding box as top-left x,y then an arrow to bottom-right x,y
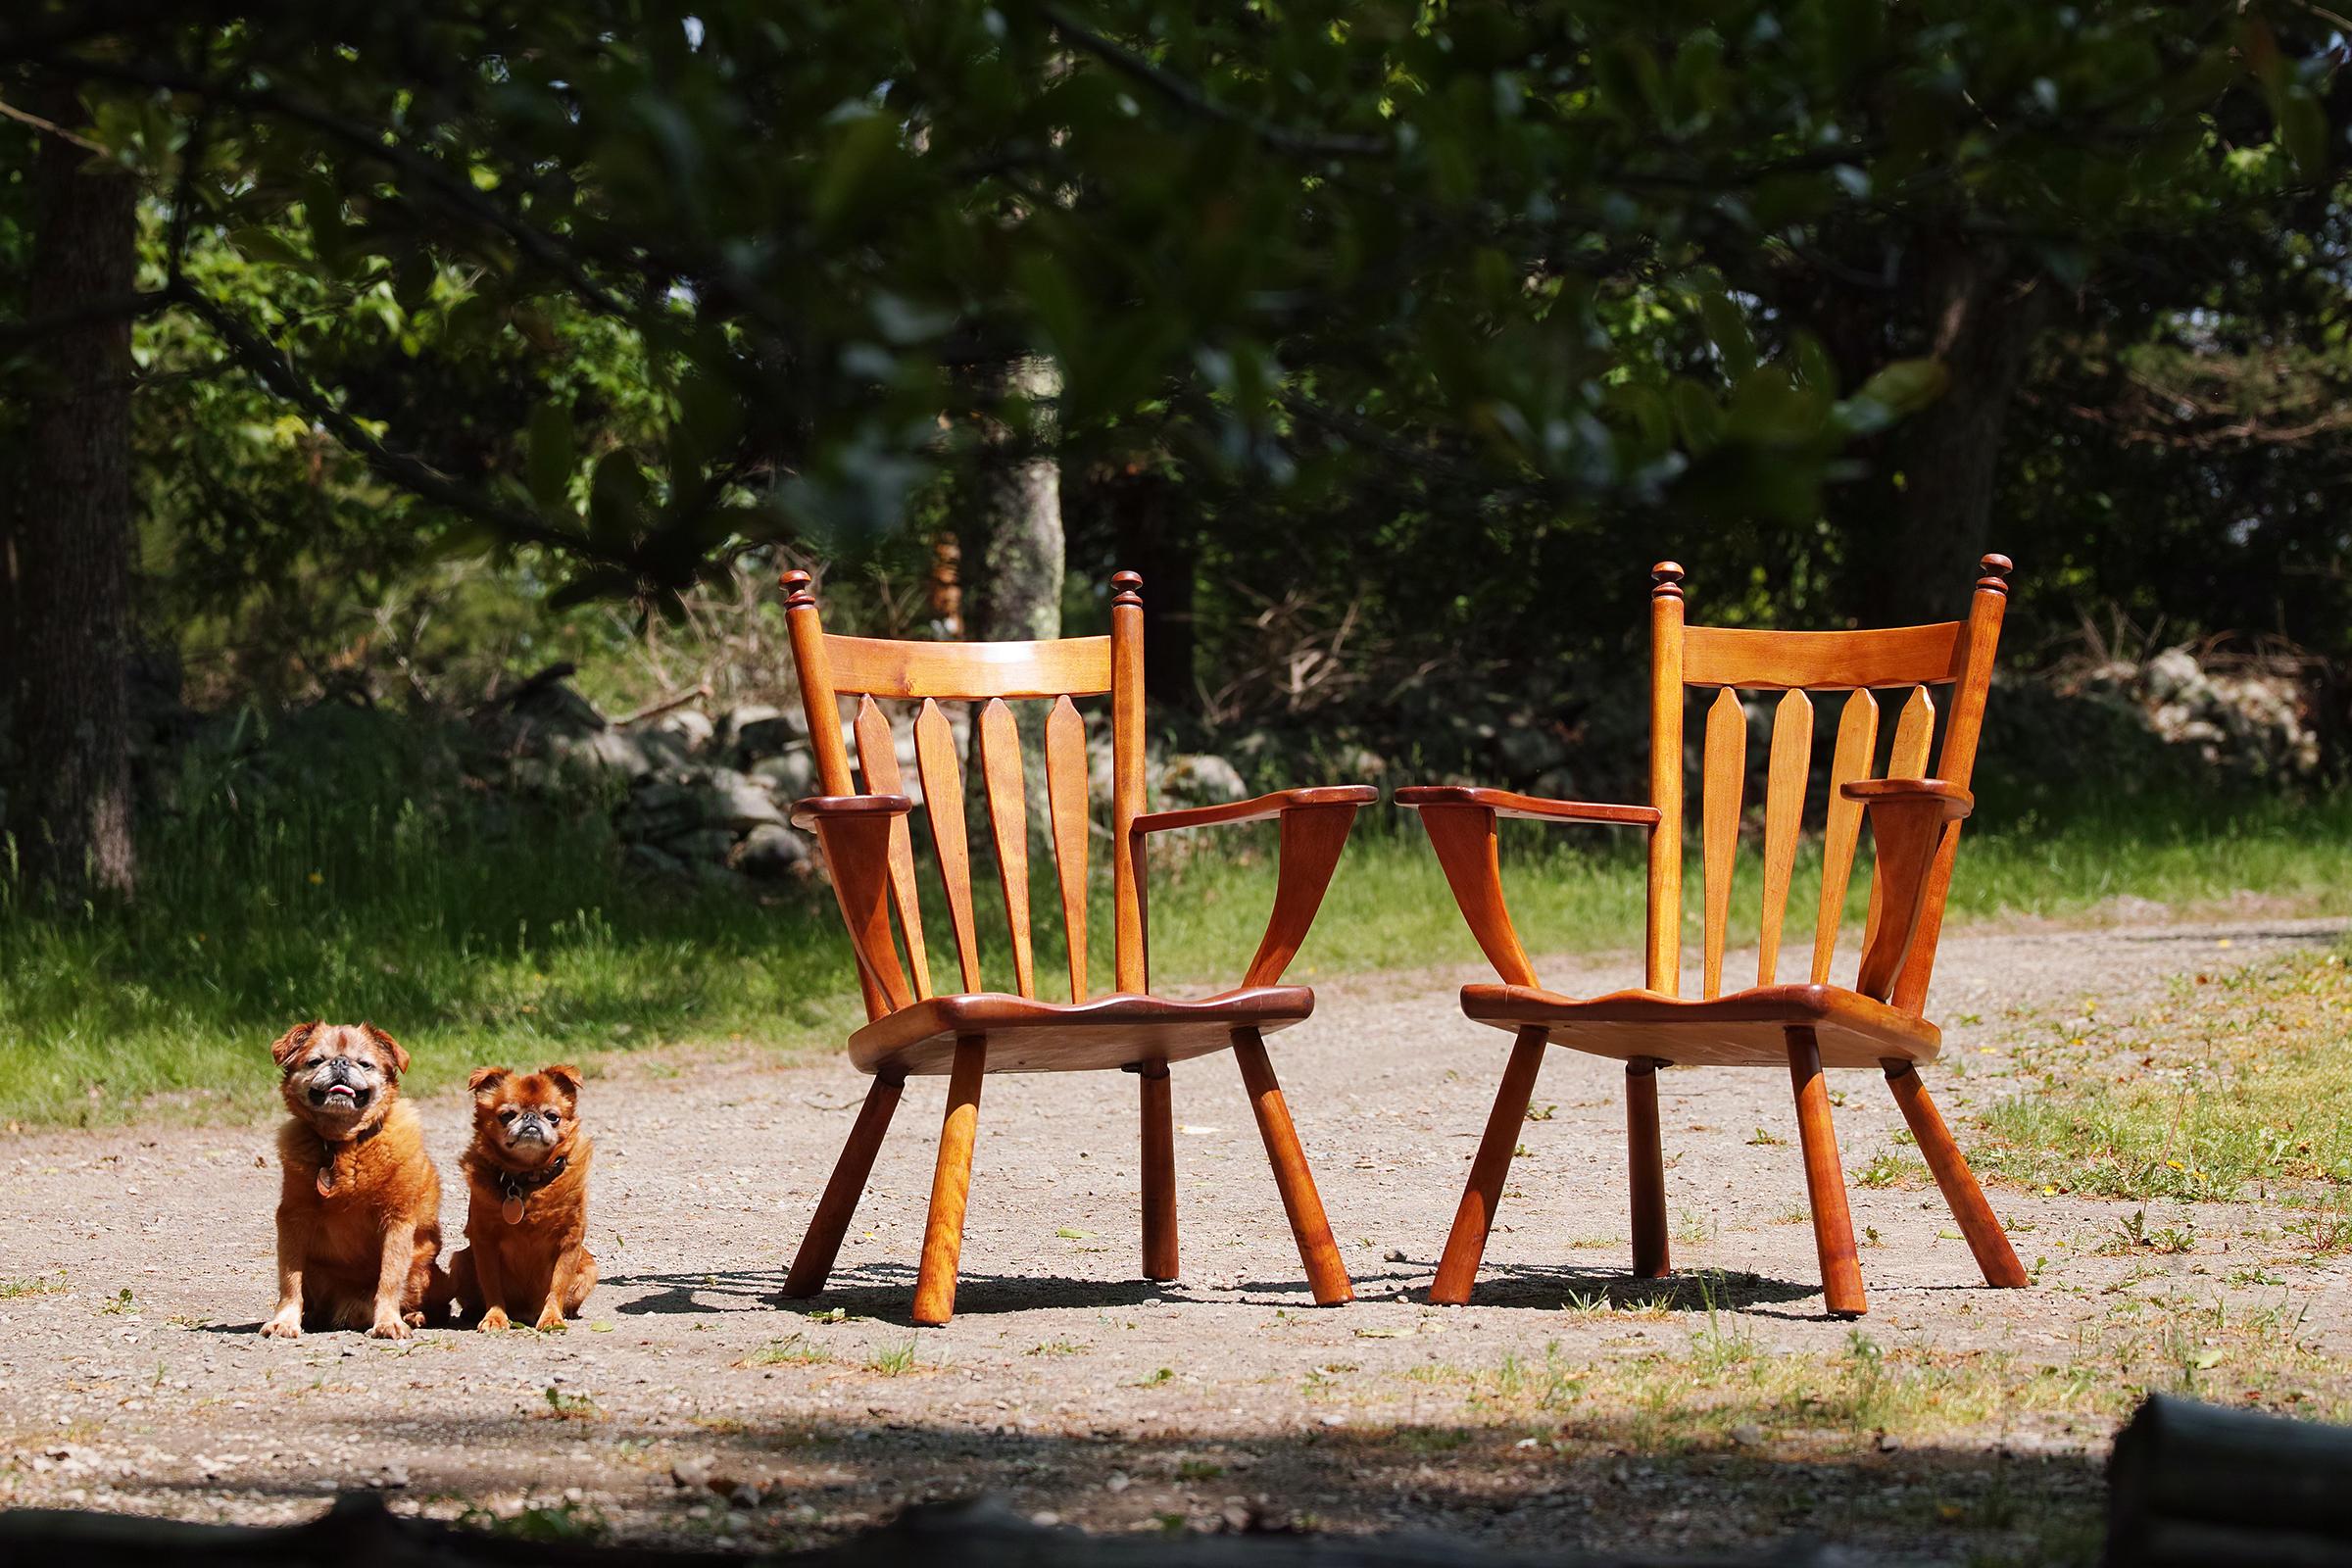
264,1021 -> 447,1339
448,1064 -> 597,1330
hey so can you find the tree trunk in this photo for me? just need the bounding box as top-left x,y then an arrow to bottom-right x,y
6,88 -> 139,898
1859,241 -> 2046,623
962,357 -> 1063,644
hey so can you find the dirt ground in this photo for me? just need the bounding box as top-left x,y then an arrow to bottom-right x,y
2,914 -> 2346,1564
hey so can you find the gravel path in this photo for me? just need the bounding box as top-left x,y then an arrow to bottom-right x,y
1,914 -> 2345,1561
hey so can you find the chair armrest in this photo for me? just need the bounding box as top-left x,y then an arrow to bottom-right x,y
790,794 -> 916,1013
1395,785 -> 1660,829
1126,786 -> 1377,989
1396,784 -> 1658,989
1842,779 -> 1972,1003
1131,785 -> 1380,837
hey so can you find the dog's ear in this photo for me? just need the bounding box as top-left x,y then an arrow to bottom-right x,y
270,1021 -> 322,1070
468,1066 -> 513,1100
540,1063 -> 583,1101
360,1023 -> 410,1077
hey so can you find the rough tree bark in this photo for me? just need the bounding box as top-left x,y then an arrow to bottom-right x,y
5,88 -> 140,898
962,357 -> 1063,644
1858,240 -> 2048,623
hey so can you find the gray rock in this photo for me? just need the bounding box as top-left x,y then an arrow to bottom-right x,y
713,704 -> 783,756
702,769 -> 787,830
651,708 -> 715,752
551,728 -> 651,780
734,716 -> 801,760
737,823 -> 812,880
1160,753 -> 1248,807
750,751 -> 817,800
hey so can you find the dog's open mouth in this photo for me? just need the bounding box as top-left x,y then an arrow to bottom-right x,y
309,1083 -> 371,1109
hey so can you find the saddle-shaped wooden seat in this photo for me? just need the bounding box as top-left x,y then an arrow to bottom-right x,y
846,987 -> 1314,1077
1457,983 -> 1938,1069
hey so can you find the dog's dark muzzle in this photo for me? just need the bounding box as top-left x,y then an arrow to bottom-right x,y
506,1112 -> 555,1146
307,1057 -> 375,1110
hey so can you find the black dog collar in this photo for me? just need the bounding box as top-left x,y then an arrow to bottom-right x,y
498,1153 -> 568,1222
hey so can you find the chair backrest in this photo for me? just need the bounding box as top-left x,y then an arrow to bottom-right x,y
1643,555 -> 2011,1014
782,567 -> 1150,1020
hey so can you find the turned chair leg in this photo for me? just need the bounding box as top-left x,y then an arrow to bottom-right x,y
783,1073 -> 905,1298
1231,1027 -> 1351,1304
1627,1057 -> 1671,1280
1884,1060 -> 2029,1288
911,1036 -> 987,1327
1431,1026 -> 1548,1305
1786,1027 -> 1867,1317
1138,1062 -> 1179,1281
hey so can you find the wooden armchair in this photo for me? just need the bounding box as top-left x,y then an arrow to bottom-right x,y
777,569 -> 1370,1325
1397,556 -> 2028,1316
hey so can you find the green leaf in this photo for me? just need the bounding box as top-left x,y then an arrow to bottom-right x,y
226,228 -> 308,269
527,402 -> 575,514
1853,358 -> 1950,416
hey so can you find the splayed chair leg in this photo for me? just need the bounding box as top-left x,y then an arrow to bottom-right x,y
783,1073 -> 905,1298
1787,1026 -> 1867,1317
1137,1062 -> 1178,1280
1431,1026 -> 1548,1304
1232,1027 -> 1351,1304
1884,1059 -> 2028,1288
911,1037 -> 986,1326
1627,1057 -> 1671,1280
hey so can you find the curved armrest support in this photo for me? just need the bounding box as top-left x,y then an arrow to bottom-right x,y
1842,779 -> 1973,1003
1128,786 -> 1377,989
791,794 -> 916,1014
1396,785 -> 1658,989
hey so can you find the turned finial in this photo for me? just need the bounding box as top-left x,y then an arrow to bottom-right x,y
1650,561 -> 1686,601
780,567 -> 815,608
1111,569 -> 1144,607
1977,553 -> 2013,594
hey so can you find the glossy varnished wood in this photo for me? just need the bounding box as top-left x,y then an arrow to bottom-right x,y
913,699 -> 984,994
1044,695 -> 1090,1003
1404,805 -> 1540,988
1110,574 -> 1148,993
976,699 -> 1036,999
1811,691 -> 1879,984
1700,686 -> 1746,1000
1646,564 -> 1687,994
1233,1027 -> 1351,1305
1139,1065 -> 1177,1280
1884,1061 -> 2029,1288
1788,1027 -> 1866,1316
1682,620 -> 1969,690
823,632 -> 1111,700
1459,982 -> 1940,1068
1430,1026 -> 1547,1305
1626,1059 -> 1669,1279
1756,688 -> 1814,985
1391,786 -> 1659,827
855,697 -> 933,999
1857,685 -> 1937,979
781,1074 -> 904,1298
847,986 -> 1316,1077
911,1036 -> 986,1326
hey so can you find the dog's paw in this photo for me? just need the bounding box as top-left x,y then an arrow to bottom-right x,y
404,1310 -> 427,1328
367,1315 -> 412,1341
260,1312 -> 303,1340
479,1306 -> 512,1332
534,1309 -> 568,1333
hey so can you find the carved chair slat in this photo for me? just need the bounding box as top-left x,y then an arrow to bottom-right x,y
1700,686 -> 1747,1001
914,698 -> 985,994
1043,695 -> 1091,1004
1810,689 -> 1880,984
976,698 -> 1037,1000
1857,685 -> 1936,987
1755,688 -> 1815,986
854,696 -> 933,1000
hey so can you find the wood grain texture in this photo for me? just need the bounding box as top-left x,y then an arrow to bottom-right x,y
976,699 -> 1035,1000
1700,686 -> 1747,1001
1884,1061 -> 2029,1288
1627,1059 -> 1669,1279
1139,1064 -> 1177,1280
1857,685 -> 1936,983
1044,695 -> 1090,1003
1787,1027 -> 1867,1317
1412,806 -> 1539,989
1135,785 -> 1380,834
802,799 -> 914,1019
911,1036 -> 987,1326
1232,1027 -> 1351,1305
855,697 -> 933,1000
1682,620 -> 1968,690
781,1074 -> 904,1297
1755,688 -> 1814,986
1392,786 -> 1660,827
1242,805 -> 1362,987
1810,690 -> 1879,985
1110,577 -> 1148,993
1850,785 -> 1973,1002
1458,982 -> 1940,1069
914,699 -> 984,994
847,986 -> 1316,1077
1430,1026 -> 1547,1305
782,573 -> 856,796
822,633 -> 1111,700
1646,565 -> 1687,995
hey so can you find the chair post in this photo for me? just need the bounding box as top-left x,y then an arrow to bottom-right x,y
1431,1025 -> 1548,1305
1627,1057 -> 1670,1279
782,1073 -> 906,1298
1786,1026 -> 1867,1317
911,1036 -> 987,1326
1137,1062 -> 1178,1280
1646,563 -> 1687,997
1232,1027 -> 1351,1304
1109,571 -> 1149,994
1884,1060 -> 2028,1287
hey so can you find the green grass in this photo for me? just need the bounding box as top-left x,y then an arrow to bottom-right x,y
3,748 -> 2348,1127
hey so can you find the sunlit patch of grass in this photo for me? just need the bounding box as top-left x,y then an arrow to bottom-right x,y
864,1340 -> 920,1376
1975,949 -> 2352,1206
737,1333 -> 830,1368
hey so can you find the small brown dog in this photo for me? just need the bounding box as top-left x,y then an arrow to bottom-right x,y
448,1064 -> 598,1330
264,1021 -> 448,1339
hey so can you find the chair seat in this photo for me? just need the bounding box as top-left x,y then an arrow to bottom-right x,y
848,987 -> 1315,1077
1460,983 -> 1940,1069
